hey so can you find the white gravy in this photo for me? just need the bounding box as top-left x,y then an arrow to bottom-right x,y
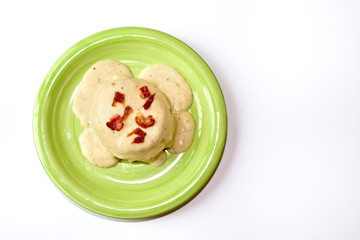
168,111 -> 195,154
73,60 -> 195,167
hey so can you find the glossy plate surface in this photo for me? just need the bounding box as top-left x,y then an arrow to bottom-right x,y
33,27 -> 227,219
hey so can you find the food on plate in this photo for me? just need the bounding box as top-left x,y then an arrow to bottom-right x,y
73,60 -> 195,167
73,60 -> 133,128
139,64 -> 192,112
90,78 -> 175,162
168,111 -> 196,154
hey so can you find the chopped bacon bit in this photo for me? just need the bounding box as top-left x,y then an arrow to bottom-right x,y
123,105 -> 134,119
143,93 -> 155,110
106,114 -> 123,131
135,114 -> 155,128
139,86 -> 155,109
106,106 -> 133,131
111,91 -> 125,107
127,127 -> 143,137
93,67 -> 96,70
133,135 -> 146,144
139,86 -> 151,99
127,127 -> 147,144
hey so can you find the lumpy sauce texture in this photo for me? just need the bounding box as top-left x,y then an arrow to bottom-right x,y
73,60 -> 195,167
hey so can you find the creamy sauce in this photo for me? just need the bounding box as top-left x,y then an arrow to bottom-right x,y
79,128 -> 119,167
139,64 -> 192,112
150,151 -> 167,167
139,64 -> 195,154
73,60 -> 133,127
90,78 -> 175,161
168,112 -> 195,153
73,60 -> 195,167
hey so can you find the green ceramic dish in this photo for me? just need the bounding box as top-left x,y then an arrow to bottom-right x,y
33,27 -> 227,219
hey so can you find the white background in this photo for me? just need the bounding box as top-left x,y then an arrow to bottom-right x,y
1,0 -> 360,239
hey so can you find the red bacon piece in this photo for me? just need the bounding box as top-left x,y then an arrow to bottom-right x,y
143,93 -> 155,110
139,86 -> 151,99
112,91 -> 125,107
106,106 -> 133,131
123,105 -> 134,119
135,114 -> 155,128
106,114 -> 123,131
127,127 -> 147,144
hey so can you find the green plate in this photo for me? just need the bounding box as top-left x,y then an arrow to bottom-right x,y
33,27 -> 227,219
